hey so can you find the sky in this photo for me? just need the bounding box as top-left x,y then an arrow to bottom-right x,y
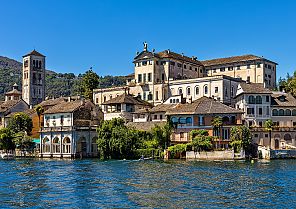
0,0 -> 296,80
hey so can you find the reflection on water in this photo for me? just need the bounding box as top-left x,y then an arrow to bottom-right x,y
0,159 -> 295,208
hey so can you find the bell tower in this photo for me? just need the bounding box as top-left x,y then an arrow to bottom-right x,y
22,50 -> 46,106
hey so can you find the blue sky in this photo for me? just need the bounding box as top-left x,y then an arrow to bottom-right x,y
0,0 -> 295,80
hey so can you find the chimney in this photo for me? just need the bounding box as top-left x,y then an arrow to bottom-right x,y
181,53 -> 184,57
167,49 -> 170,54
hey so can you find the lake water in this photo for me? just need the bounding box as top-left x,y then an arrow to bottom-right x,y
0,159 -> 295,208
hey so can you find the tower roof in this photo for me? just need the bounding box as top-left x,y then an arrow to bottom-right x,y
23,50 -> 45,57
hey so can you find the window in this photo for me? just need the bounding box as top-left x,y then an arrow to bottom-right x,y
195,86 -> 199,95
170,61 -> 175,66
161,61 -> 166,65
248,96 -> 255,104
154,115 -> 157,120
180,132 -> 184,139
190,66 -> 192,70
177,63 -> 182,68
259,108 -> 263,115
155,91 -> 159,100
103,96 -> 106,102
143,92 -> 146,100
257,63 -> 261,68
231,85 -> 234,97
279,109 -> 284,116
266,96 -> 269,102
247,76 -> 250,83
142,61 -> 147,66
162,73 -> 165,81
285,109 -> 291,116
213,68 -> 217,73
137,62 -> 141,67
272,109 -> 278,116
156,61 -> 159,65
195,68 -> 198,72
228,66 -> 233,71
220,67 -> 225,72
204,85 -> 208,95
179,88 -> 183,95
265,134 -> 269,138
60,115 -> 64,125
149,60 -> 152,65
198,116 -> 205,126
248,121 -> 253,127
186,117 -> 192,125
215,87 -> 218,93
24,60 -> 28,67
256,96 -> 262,104
187,87 -> 191,95
247,108 -> 255,115
237,65 -> 241,70
143,73 -> 146,82
160,115 -> 163,120
247,64 -> 251,69
138,74 -> 142,83
184,65 -> 187,69
254,134 -> 259,137
292,109 -> 296,116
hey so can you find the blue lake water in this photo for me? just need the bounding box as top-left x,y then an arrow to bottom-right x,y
0,159 -> 295,208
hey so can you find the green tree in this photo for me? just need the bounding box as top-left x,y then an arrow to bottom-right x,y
211,116 -> 223,148
13,131 -> 34,151
81,70 -> 100,101
0,128 -> 15,152
34,105 -> 44,128
97,118 -> 144,159
264,119 -> 273,149
190,129 -> 212,152
7,112 -> 33,134
230,125 -> 251,153
151,121 -> 172,149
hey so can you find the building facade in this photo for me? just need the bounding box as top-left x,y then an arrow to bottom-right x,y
202,54 -> 277,89
39,100 -> 102,158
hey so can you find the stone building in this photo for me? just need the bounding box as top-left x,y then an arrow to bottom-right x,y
22,50 -> 46,106
39,100 -> 103,158
166,97 -> 243,148
202,54 -> 277,89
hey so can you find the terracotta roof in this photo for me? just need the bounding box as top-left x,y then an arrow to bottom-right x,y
6,108 -> 36,118
38,97 -> 66,108
271,92 -> 296,107
23,50 -> 45,57
166,97 -> 242,115
201,54 -> 277,66
237,82 -> 272,95
102,94 -> 152,106
0,100 -> 21,113
44,100 -> 88,114
127,121 -> 166,131
134,50 -> 203,66
5,89 -> 22,95
158,50 -> 203,66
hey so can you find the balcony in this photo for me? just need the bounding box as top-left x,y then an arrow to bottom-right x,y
41,126 -> 74,132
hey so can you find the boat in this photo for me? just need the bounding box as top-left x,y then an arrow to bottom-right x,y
139,156 -> 153,161
0,151 -> 15,159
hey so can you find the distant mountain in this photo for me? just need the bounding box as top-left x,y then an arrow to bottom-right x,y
0,56 -> 127,101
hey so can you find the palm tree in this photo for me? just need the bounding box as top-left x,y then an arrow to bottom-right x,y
264,119 -> 273,149
34,105 -> 44,129
211,116 -> 223,149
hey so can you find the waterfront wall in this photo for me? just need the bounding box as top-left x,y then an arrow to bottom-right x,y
186,150 -> 244,160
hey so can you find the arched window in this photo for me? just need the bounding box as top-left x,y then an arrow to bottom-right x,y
278,109 -> 284,116
171,117 -> 178,124
292,109 -> 296,116
285,109 -> 291,116
255,96 -> 262,104
187,87 -> 191,96
186,117 -> 192,125
178,88 -> 183,95
179,117 -> 186,124
42,137 -> 50,153
204,85 -> 208,95
222,116 -> 230,123
52,137 -> 60,153
272,109 -> 278,116
63,137 -> 71,153
248,96 -> 255,104
195,86 -> 199,95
